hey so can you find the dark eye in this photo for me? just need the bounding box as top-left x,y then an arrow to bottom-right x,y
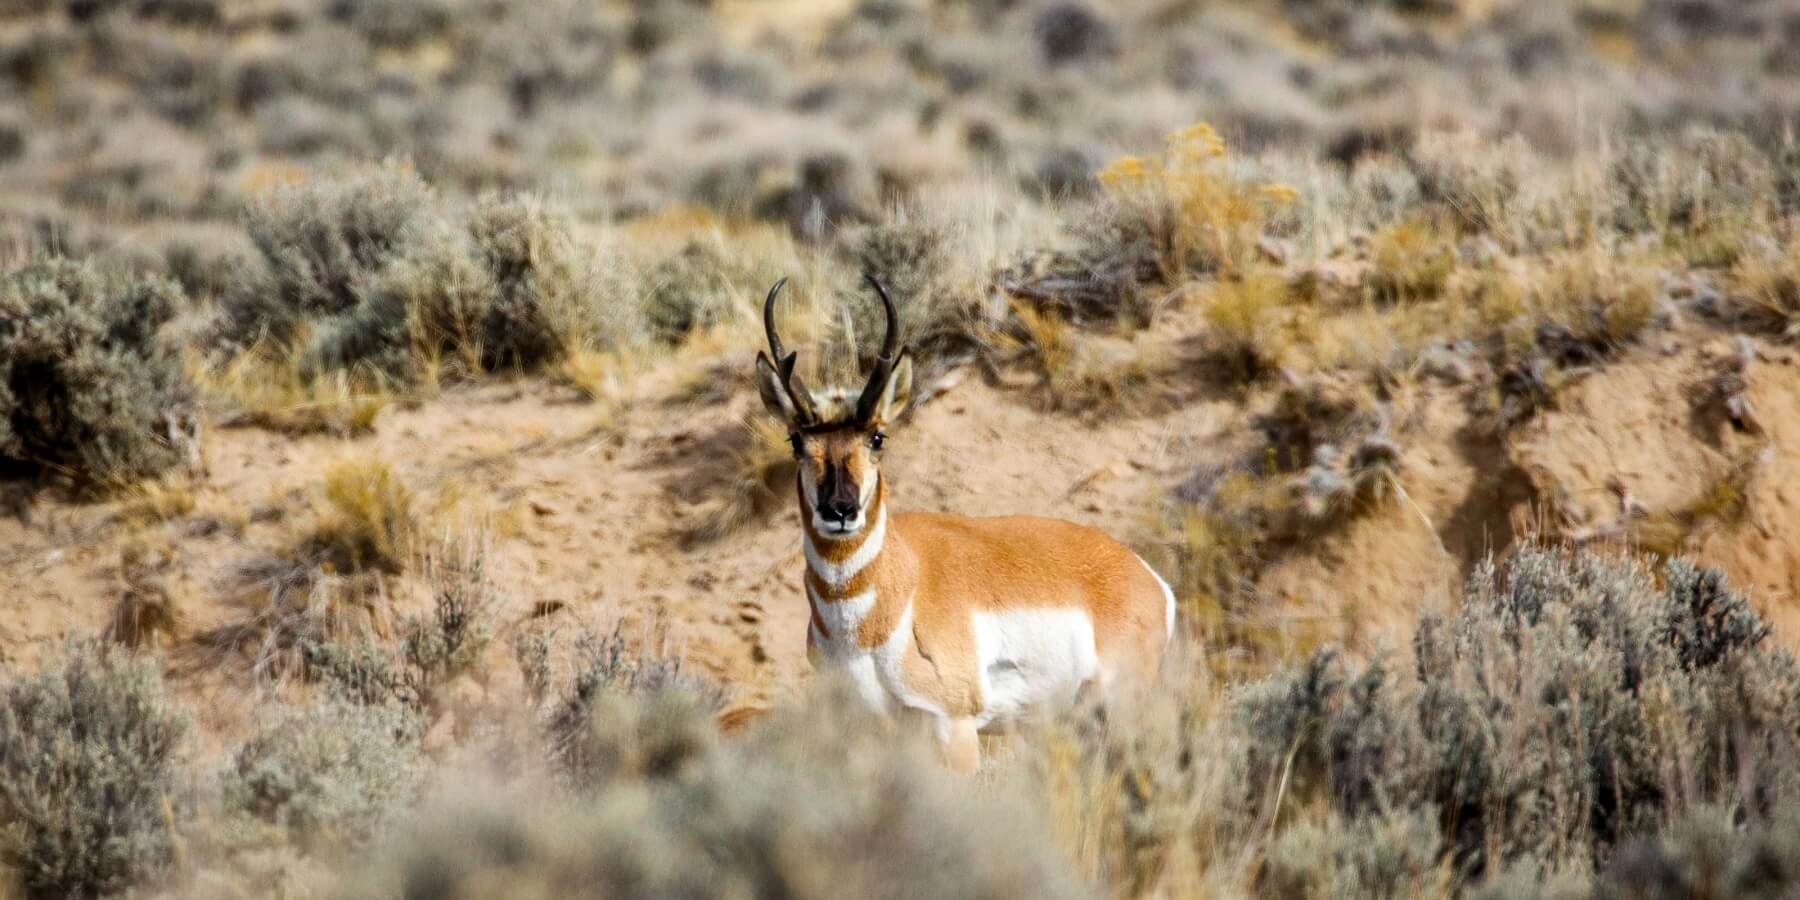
869,431 -> 886,451
788,433 -> 805,457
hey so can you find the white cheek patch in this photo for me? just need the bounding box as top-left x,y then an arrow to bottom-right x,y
858,469 -> 880,508
971,608 -> 1100,725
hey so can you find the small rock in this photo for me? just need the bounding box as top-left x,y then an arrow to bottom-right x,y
1418,341 -> 1476,384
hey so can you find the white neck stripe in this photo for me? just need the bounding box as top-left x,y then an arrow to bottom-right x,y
805,505 -> 886,588
808,581 -> 878,641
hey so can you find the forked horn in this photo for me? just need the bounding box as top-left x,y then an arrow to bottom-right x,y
762,277 -> 818,425
855,273 -> 903,426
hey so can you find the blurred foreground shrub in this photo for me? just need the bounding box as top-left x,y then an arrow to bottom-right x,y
221,700 -> 424,850
343,677 -> 1089,900
0,642 -> 188,898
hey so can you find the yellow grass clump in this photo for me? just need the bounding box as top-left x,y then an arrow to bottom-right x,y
679,416 -> 795,546
116,476 -> 197,526
305,458 -> 417,574
1527,246 -> 1661,351
1732,234 -> 1800,338
1365,219 -> 1458,304
1202,269 -> 1312,382
107,540 -> 185,649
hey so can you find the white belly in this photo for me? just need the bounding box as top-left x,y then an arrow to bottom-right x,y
814,600 -> 1102,732
971,607 -> 1100,726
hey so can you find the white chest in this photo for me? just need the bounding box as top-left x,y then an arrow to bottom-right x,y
806,586 -> 930,719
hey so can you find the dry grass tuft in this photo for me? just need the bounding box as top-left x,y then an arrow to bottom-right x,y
107,540 -> 185,649
1479,247 -> 1663,428
555,347 -> 635,404
116,476 -> 197,526
677,416 -> 795,547
1201,270 -> 1312,383
1731,234 -> 1800,339
194,347 -> 392,437
1524,246 -> 1661,358
202,458 -> 415,680
213,563 -> 396,683
1364,220 -> 1457,304
1010,300 -> 1163,413
303,458 -> 417,575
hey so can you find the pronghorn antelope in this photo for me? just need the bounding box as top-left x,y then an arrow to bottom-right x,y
755,275 -> 1175,772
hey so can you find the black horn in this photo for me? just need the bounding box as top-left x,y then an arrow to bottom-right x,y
762,277 -> 818,425
855,273 -> 902,425
763,277 -> 791,368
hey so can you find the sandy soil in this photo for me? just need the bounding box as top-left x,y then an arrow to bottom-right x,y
7,311 -> 1800,749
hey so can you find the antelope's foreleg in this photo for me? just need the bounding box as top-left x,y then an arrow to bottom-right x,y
939,716 -> 982,774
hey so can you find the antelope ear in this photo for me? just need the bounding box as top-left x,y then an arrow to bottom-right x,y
755,352 -> 798,424
872,349 -> 914,426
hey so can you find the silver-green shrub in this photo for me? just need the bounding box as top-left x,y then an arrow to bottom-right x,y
0,256 -> 191,487
1236,546 -> 1800,882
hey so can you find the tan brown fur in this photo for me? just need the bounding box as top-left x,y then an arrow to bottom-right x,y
758,276 -> 1172,770
799,465 -> 1170,720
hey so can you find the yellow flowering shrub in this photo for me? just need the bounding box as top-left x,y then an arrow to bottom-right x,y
1097,123 -> 1297,279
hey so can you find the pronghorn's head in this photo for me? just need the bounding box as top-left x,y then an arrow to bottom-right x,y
755,274 -> 914,538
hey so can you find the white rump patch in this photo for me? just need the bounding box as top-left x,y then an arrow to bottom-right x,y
805,506 -> 886,588
1136,554 -> 1177,644
971,608 -> 1100,725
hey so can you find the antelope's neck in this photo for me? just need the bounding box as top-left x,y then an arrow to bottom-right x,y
800,477 -> 911,649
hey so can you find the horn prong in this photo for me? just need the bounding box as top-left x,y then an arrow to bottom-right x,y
864,272 -> 900,362
760,277 -> 815,425
855,273 -> 903,425
763,276 -> 791,363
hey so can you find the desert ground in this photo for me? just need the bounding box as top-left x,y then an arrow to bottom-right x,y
5,0 -> 1800,897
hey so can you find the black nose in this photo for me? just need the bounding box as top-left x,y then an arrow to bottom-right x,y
821,498 -> 858,523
